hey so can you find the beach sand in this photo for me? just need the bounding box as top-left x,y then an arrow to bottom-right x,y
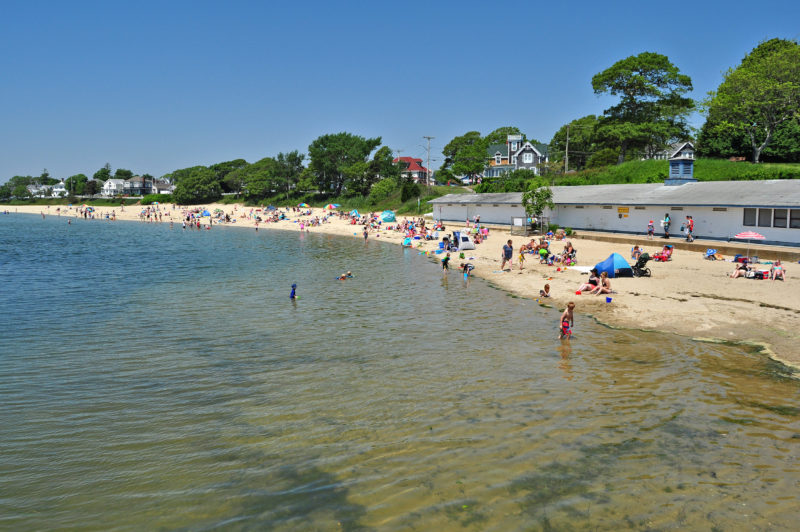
14,202 -> 800,371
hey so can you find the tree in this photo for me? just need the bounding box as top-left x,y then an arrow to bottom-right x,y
37,168 -> 57,185
65,174 -> 89,195
308,132 -> 381,196
237,157 -> 279,199
369,146 -> 401,183
171,166 -> 221,204
0,184 -> 10,200
442,131 -> 485,179
12,184 -> 30,199
521,178 -> 554,224
702,39 -> 800,163
114,168 -> 133,180
592,52 -> 694,164
84,180 -> 100,196
483,126 -> 524,145
210,159 -> 249,193
93,163 -> 112,182
368,178 -> 397,204
275,151 -> 305,198
549,115 -> 600,171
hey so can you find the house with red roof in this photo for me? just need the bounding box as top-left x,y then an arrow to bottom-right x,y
393,157 -> 430,184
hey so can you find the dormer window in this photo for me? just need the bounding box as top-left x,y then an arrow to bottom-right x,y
511,141 -> 518,151
495,153 -> 501,164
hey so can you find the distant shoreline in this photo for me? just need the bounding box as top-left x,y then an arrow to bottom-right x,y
7,202 -> 799,375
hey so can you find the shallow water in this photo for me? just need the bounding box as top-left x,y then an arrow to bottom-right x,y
1,213 -> 798,530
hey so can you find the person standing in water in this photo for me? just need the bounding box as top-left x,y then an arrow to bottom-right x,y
289,283 -> 297,300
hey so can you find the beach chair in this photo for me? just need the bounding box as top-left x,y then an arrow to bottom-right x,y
652,245 -> 673,262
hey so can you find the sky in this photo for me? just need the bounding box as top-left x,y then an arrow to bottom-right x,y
1,0 -> 798,182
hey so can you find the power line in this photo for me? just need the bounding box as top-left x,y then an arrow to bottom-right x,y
423,136 -> 434,187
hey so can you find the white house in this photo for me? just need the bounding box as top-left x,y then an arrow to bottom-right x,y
51,180 -> 67,197
151,180 -> 174,194
102,179 -> 126,196
429,179 -> 800,247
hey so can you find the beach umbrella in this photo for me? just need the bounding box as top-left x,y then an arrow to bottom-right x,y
201,210 -> 211,216
734,230 -> 765,259
298,203 -> 309,208
350,209 -> 360,218
324,204 -> 337,210
152,201 -> 159,205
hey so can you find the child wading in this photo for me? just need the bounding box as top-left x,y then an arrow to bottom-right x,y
559,302 -> 575,339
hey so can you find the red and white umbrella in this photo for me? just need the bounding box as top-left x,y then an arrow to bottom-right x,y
734,231 -> 765,259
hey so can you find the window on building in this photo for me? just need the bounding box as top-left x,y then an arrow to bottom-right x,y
671,207 -> 683,211
495,153 -> 501,164
523,152 -> 533,164
511,155 -> 517,165
511,142 -> 517,151
602,205 -> 612,209
790,209 -> 800,229
712,207 -> 727,212
634,206 -> 646,210
773,209 -> 788,228
758,208 -> 772,227
575,206 -> 584,209
743,208 -> 756,226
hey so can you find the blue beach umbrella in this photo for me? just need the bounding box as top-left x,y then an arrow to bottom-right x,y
201,210 -> 211,216
380,210 -> 396,222
350,209 -> 360,217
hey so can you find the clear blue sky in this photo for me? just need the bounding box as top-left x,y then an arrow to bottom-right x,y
1,0 -> 798,182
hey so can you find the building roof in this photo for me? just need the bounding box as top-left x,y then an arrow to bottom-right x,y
105,179 -> 125,186
486,143 -> 509,157
394,156 -> 429,173
429,180 -> 800,208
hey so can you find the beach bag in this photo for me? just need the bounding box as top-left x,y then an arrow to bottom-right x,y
745,270 -> 756,279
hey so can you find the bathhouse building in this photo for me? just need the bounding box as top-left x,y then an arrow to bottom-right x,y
429,179 -> 800,246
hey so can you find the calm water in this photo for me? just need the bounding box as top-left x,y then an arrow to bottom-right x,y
1,213 -> 799,531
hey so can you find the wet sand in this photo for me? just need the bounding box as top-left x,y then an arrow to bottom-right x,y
14,202 -> 800,371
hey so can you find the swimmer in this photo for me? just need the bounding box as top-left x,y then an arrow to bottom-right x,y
290,283 -> 297,299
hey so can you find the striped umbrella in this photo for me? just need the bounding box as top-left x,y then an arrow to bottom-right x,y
734,231 -> 765,260
324,204 -> 337,210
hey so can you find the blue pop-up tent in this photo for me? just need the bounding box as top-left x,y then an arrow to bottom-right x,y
350,209 -> 360,218
380,210 -> 396,222
594,252 -> 633,278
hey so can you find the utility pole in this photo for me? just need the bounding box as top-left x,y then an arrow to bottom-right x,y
423,136 -> 434,187
564,124 -> 570,174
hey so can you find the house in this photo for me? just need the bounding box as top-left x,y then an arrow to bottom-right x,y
429,179 -> 800,246
643,140 -> 691,160
484,134 -> 547,177
394,157 -> 429,184
26,184 -> 50,198
102,179 -> 126,196
151,180 -> 174,194
123,176 -> 152,196
51,180 -> 67,197
668,141 -> 695,182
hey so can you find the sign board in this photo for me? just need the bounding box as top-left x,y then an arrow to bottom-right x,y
617,207 -> 629,213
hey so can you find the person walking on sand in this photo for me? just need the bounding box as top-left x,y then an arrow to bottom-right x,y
663,213 -> 671,239
647,220 -> 655,240
501,239 -> 513,270
685,215 -> 694,242
559,302 -> 575,340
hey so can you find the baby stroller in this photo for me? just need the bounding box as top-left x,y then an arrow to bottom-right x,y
632,253 -> 651,277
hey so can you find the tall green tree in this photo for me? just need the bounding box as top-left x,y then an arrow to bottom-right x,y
37,169 -> 57,185
84,180 -> 100,196
521,178 -> 554,221
441,131 -> 485,179
65,174 -> 89,195
114,168 -> 133,180
592,52 -> 694,164
549,115 -> 600,171
308,132 -> 381,196
275,151 -> 305,197
93,163 -> 112,182
702,39 -> 800,163
483,126 -> 525,145
172,166 -> 221,204
211,159 -> 249,193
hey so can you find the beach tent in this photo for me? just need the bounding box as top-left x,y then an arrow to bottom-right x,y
298,203 -> 309,208
380,210 -> 396,222
594,252 -> 633,278
350,209 -> 360,218
452,230 -> 476,251
201,210 -> 211,216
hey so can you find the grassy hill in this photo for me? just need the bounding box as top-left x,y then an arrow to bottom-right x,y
556,159 -> 800,186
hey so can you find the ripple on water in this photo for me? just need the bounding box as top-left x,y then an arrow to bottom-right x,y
1,214 -> 799,530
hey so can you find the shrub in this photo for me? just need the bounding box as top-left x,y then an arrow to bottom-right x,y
401,182 -> 421,203
368,178 -> 397,205
141,193 -> 173,205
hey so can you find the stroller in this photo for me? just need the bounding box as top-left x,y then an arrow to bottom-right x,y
632,253 -> 651,277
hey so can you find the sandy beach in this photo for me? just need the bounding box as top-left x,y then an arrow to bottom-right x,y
11,202 -> 800,371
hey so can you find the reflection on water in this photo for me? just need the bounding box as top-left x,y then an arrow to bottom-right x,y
0,214 -> 799,530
